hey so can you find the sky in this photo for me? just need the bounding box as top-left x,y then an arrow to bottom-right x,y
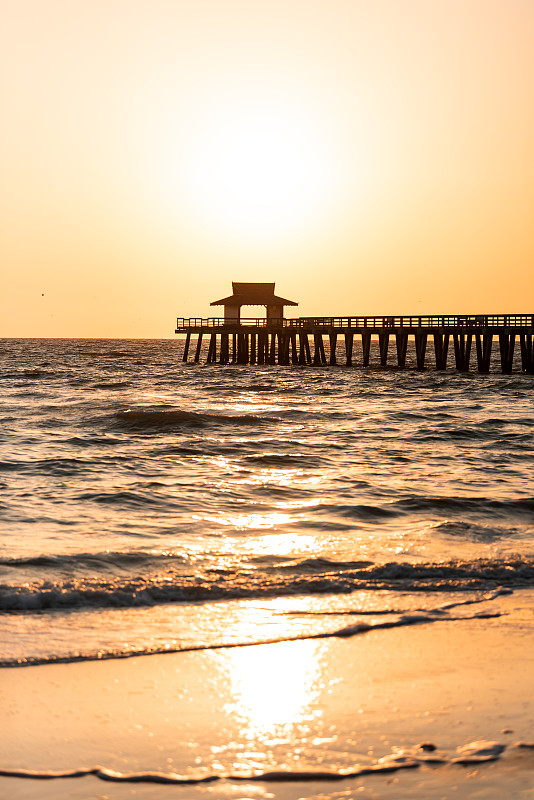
1,0 -> 533,338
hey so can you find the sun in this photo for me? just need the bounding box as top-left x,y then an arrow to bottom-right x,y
178,99 -> 336,244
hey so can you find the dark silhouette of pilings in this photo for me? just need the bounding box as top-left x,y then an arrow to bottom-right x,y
379,333 -> 389,366
415,333 -> 427,370
177,316 -> 534,374
396,334 -> 408,368
499,334 -> 515,374
194,332 -> 203,362
475,333 -> 492,373
182,332 -> 191,362
345,333 -> 353,366
520,333 -> 534,373
434,333 -> 449,370
453,333 -> 472,371
362,333 -> 371,366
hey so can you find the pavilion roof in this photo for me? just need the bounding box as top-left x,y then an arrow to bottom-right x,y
210,282 -> 298,307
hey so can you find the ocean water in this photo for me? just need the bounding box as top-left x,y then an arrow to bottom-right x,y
1,337 -> 534,788
1,337 -> 533,668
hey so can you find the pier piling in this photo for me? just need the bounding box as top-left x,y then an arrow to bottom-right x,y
520,333 -> 534,373
362,333 -> 371,367
329,333 -> 337,365
433,333 -> 449,370
345,333 -> 353,366
415,333 -> 427,370
453,333 -> 472,371
475,334 -> 492,373
499,334 -> 515,374
396,333 -> 408,369
379,333 -> 389,367
182,332 -> 191,363
194,333 -> 203,362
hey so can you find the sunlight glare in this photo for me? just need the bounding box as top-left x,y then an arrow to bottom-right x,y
180,98 -> 336,244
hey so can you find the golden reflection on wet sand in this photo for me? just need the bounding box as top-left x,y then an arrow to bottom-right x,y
223,639 -> 325,741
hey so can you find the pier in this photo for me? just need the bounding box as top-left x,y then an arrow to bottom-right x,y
176,284 -> 534,374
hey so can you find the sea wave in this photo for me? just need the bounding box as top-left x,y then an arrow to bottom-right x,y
1,556 -> 532,612
113,408 -> 280,430
394,495 -> 534,518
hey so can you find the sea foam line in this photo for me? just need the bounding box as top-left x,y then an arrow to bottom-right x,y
1,741 -> 531,784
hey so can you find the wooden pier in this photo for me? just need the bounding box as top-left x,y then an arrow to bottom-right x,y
175,314 -> 534,374
176,284 -> 533,373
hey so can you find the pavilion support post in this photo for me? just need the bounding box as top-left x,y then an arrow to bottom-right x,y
193,333 -> 203,363
240,332 -> 249,364
269,332 -> 276,365
276,333 -> 283,365
250,333 -> 256,365
290,332 -> 299,365
434,333 -> 449,370
220,333 -> 229,364
277,333 -> 288,365
499,333 -> 515,374
395,333 -> 408,368
257,332 -> 265,365
207,333 -> 217,363
182,332 -> 191,362
231,334 -> 237,363
344,333 -> 353,366
329,332 -> 337,365
284,333 -> 291,365
415,333 -> 427,370
453,333 -> 472,371
379,333 -> 389,366
362,333 -> 371,366
520,333 -> 534,373
475,333 -> 493,373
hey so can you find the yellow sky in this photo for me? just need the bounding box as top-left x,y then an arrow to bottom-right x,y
1,0 -> 533,337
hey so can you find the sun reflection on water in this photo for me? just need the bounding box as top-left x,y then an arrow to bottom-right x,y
195,511 -> 294,530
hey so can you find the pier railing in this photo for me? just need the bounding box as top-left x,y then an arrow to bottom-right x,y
176,314 -> 534,330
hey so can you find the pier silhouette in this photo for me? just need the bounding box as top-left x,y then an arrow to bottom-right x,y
176,284 -> 534,373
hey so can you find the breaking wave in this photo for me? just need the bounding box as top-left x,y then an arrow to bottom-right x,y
1,555 -> 532,612
113,408 -> 280,430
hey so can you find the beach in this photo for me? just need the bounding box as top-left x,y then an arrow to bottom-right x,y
2,589 -> 534,798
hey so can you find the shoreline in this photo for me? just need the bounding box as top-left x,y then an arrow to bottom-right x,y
2,589 -> 534,798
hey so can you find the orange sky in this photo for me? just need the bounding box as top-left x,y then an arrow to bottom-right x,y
1,0 -> 533,337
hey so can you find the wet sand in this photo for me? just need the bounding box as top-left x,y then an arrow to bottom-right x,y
2,590 -> 534,798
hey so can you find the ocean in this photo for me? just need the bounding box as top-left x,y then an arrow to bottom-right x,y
1,337 -> 533,789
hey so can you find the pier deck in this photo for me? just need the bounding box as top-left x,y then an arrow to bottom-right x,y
175,314 -> 534,373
